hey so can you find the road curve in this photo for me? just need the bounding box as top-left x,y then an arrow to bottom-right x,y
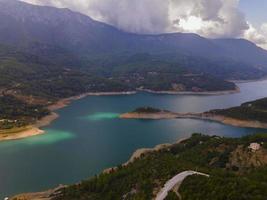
155,170 -> 209,200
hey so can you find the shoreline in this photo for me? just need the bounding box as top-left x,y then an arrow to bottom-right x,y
0,127 -> 45,142
0,112 -> 59,142
0,91 -> 136,142
174,113 -> 267,129
125,138 -> 187,165
1,77 -> 266,142
0,81 -> 259,142
103,138 -> 187,174
7,78 -> 267,198
10,185 -> 65,200
120,111 -> 267,129
137,86 -> 240,96
229,75 -> 267,84
191,113 -> 267,129
10,137 -> 188,199
47,91 -> 137,111
120,112 -> 179,120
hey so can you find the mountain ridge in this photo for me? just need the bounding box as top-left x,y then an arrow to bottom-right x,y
0,0 -> 267,69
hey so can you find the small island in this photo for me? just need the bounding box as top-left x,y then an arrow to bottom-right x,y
120,107 -> 179,119
120,98 -> 267,129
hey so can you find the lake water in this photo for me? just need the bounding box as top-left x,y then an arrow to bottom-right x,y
1,80 -> 267,198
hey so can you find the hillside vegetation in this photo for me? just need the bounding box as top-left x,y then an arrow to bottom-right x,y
0,44 -> 241,131
51,134 -> 267,200
0,46 -> 130,130
0,95 -> 49,130
1,0 -> 267,130
209,97 -> 267,123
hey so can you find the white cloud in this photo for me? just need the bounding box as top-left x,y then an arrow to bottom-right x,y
244,23 -> 267,49
88,0 -> 170,34
21,0 -> 247,36
169,0 -> 248,38
20,0 -> 266,49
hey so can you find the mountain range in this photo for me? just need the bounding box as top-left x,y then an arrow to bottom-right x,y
0,0 -> 267,103
1,0 -> 267,67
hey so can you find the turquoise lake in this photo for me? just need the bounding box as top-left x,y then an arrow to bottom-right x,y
1,80 -> 267,198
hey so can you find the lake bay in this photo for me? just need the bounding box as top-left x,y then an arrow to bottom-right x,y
1,80 -> 267,198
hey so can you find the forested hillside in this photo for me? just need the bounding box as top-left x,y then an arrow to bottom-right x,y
209,97 -> 267,123
1,0 -> 267,131
51,134 -> 267,200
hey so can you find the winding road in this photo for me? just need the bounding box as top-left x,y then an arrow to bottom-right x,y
155,170 -> 209,200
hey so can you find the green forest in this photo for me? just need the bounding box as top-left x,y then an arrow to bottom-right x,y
0,45 -> 240,131
51,133 -> 267,200
209,97 -> 267,123
0,95 -> 49,130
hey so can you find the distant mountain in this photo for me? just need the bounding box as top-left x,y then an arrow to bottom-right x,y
213,39 -> 267,69
0,0 -> 266,103
0,0 -> 267,69
0,0 -> 124,55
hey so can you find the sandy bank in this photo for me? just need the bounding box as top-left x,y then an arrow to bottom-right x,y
0,91 -> 135,142
173,112 -> 267,129
0,127 -> 44,142
0,112 -> 59,142
137,86 -> 240,96
194,114 -> 267,129
120,111 -> 267,129
120,112 -> 178,119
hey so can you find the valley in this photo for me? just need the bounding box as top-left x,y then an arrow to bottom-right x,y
0,0 -> 267,199
1,80 -> 267,198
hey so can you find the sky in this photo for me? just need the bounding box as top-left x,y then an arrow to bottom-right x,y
239,0 -> 267,28
21,0 -> 267,49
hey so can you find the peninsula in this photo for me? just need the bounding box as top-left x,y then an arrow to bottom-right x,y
0,91 -> 137,141
120,97 -> 267,129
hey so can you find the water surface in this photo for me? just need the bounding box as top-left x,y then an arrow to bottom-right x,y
1,80 -> 267,198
